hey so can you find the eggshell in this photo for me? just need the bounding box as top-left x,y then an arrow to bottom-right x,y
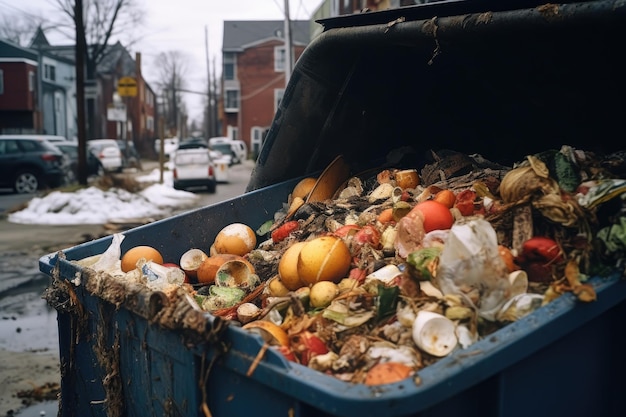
292,177 -> 317,200
179,248 -> 209,278
121,245 -> 164,273
278,241 -> 308,290
297,236 -> 351,285
214,223 -> 257,256
197,254 -> 255,284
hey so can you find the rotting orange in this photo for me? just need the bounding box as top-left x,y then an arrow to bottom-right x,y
433,189 -> 456,209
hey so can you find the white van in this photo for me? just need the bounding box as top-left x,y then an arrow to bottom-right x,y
208,137 -> 247,165
230,140 -> 247,164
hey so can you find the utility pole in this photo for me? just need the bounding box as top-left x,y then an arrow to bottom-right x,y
283,0 -> 293,86
205,25 -> 212,139
75,0 -> 88,185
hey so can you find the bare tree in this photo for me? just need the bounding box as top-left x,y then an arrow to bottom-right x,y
155,51 -> 190,137
44,0 -> 144,185
0,14 -> 45,46
53,0 -> 145,141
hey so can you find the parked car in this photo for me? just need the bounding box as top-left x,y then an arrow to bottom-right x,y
172,147 -> 217,192
0,134 -> 70,144
0,135 -> 71,193
209,150 -> 230,183
177,137 -> 209,150
116,139 -> 142,169
208,137 -> 242,165
154,137 -> 179,158
87,139 -> 123,172
53,140 -> 104,180
230,140 -> 247,164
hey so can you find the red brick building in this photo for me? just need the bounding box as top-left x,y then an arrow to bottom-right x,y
220,20 -> 311,158
0,41 -> 39,132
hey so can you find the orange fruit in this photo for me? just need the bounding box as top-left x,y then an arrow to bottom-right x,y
213,223 -> 257,256
242,320 -> 289,346
498,245 -> 518,273
365,362 -> 413,386
377,207 -> 394,224
197,254 -> 255,284
292,177 -> 317,200
434,189 -> 456,209
414,200 -> 454,233
297,236 -> 351,285
278,241 -> 307,290
121,245 -> 163,272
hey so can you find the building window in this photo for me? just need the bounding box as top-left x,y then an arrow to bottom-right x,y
146,115 -> 154,131
223,53 -> 235,81
227,125 -> 239,141
0,69 -> 3,95
44,64 -> 56,81
251,126 -> 263,156
225,89 -> 239,111
274,46 -> 286,72
274,88 -> 284,114
28,71 -> 35,92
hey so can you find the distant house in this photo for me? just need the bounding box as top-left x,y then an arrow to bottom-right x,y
30,32 -> 157,156
0,40 -> 40,134
220,20 -> 312,158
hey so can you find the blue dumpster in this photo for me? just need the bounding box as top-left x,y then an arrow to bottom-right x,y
40,1 -> 626,416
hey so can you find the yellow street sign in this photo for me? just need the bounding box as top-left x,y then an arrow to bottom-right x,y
118,76 -> 138,97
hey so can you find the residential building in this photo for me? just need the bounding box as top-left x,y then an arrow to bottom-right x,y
30,32 -> 157,156
219,2 -> 422,159
220,20 -> 312,158
0,40 -> 40,134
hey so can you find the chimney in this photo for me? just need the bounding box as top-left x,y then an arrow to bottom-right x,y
135,52 -> 142,77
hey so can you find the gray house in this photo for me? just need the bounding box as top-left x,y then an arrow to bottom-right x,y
30,28 -> 78,140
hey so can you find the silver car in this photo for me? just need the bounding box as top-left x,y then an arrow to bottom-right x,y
87,139 -> 123,172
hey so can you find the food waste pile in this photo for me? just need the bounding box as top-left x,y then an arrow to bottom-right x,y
66,146 -> 626,386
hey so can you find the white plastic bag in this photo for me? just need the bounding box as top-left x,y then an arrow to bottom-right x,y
435,218 -> 512,321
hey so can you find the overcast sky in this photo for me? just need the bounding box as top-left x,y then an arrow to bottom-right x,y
3,0 -> 324,124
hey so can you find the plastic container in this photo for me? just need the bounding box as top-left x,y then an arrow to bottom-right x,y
40,1 -> 626,416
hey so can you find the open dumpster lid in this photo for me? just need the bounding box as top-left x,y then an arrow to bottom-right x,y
248,0 -> 626,191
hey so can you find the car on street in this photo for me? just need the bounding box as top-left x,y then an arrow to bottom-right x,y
208,137 -> 244,165
87,139 -> 123,172
154,137 -> 179,158
177,138 -> 229,183
116,139 -> 142,170
53,140 -> 105,181
172,146 -> 217,192
0,135 -> 71,193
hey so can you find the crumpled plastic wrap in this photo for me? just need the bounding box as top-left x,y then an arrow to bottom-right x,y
435,218 -> 512,321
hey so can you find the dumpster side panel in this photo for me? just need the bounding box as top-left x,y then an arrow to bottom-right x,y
42,2 -> 626,416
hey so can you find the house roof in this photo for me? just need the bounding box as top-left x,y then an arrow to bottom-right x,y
222,20 -> 311,52
0,39 -> 38,62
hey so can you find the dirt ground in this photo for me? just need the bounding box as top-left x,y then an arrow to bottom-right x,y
0,222 -> 107,417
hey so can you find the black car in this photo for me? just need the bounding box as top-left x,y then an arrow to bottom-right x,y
0,135 -> 71,194
53,140 -> 104,181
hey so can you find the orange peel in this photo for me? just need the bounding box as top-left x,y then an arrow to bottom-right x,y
242,320 -> 290,347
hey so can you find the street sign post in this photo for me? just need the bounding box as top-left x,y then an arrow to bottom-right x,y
117,76 -> 138,97
107,103 -> 127,122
